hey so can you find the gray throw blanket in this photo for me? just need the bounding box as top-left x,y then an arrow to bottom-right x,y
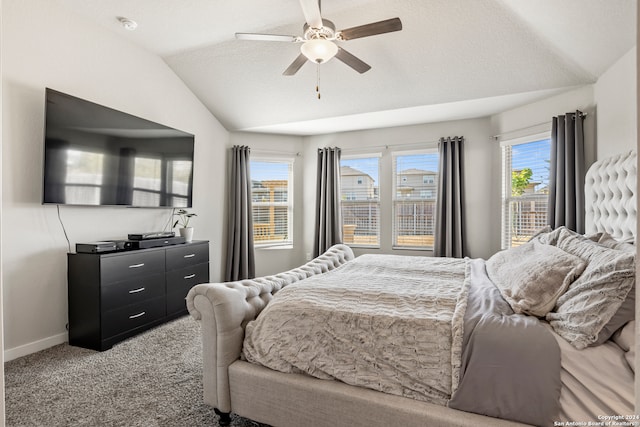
449,259 -> 561,426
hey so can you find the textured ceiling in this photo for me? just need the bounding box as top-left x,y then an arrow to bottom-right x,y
55,0 -> 636,135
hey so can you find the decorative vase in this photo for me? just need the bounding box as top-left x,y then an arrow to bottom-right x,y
179,227 -> 194,242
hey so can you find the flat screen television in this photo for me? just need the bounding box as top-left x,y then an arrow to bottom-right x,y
43,88 -> 194,208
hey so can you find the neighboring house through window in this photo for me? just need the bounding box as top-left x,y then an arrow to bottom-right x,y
340,155 -> 381,247
392,150 -> 439,249
250,158 -> 294,247
501,133 -> 551,249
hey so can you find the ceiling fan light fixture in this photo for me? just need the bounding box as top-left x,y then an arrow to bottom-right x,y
301,38 -> 338,64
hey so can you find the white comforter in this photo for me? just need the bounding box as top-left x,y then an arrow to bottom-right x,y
242,254 -> 470,405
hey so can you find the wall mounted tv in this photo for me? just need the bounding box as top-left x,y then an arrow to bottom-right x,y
43,88 -> 194,208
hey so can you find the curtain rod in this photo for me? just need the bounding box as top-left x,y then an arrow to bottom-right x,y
341,140 -> 440,153
492,112 -> 587,140
251,148 -> 301,157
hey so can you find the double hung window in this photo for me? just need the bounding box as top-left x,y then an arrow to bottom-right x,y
501,134 -> 551,249
339,155 -> 381,247
250,159 -> 294,247
392,150 -> 439,249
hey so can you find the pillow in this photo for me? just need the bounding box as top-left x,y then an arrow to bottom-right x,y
589,232 -> 636,346
597,232 -> 636,253
612,320 -> 635,352
527,225 -> 552,242
545,228 -> 635,349
612,321 -> 635,373
486,240 -> 587,317
530,225 -> 602,246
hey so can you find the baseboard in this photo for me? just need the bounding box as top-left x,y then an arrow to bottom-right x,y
4,332 -> 68,362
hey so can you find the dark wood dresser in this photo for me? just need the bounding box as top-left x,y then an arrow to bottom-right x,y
67,240 -> 209,351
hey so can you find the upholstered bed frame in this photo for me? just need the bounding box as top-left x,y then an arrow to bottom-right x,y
187,150 -> 637,427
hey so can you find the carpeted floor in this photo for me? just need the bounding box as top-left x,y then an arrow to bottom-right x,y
5,316 -> 268,427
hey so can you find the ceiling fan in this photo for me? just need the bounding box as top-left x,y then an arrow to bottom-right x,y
235,0 -> 402,76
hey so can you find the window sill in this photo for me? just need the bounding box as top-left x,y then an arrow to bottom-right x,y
255,244 -> 294,250
346,244 -> 380,249
391,246 -> 434,251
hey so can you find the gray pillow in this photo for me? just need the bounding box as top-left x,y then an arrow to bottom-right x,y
486,241 -> 587,317
545,228 -> 635,349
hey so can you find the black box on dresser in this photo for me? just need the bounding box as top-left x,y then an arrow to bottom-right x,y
67,240 -> 209,351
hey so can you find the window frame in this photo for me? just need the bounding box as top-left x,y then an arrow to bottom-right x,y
250,157 -> 295,249
339,153 -> 382,249
500,131 -> 552,250
391,148 -> 440,251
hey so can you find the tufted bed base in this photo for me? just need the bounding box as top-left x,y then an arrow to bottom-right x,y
228,361 -> 528,427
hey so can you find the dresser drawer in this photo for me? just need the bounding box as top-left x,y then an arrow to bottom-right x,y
165,242 -> 209,272
101,251 -> 165,284
166,263 -> 209,315
101,273 -> 165,310
102,296 -> 166,339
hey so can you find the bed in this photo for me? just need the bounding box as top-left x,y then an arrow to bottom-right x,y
186,150 -> 636,427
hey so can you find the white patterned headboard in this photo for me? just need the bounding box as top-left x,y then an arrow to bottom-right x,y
585,150 -> 637,242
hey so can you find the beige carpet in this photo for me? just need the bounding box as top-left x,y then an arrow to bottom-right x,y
5,316 -> 267,427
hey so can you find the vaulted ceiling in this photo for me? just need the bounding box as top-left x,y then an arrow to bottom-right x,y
56,0 -> 636,135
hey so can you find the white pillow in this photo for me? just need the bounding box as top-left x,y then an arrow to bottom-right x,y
486,241 -> 587,317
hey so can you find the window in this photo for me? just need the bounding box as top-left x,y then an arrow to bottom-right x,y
393,150 -> 439,249
501,135 -> 551,249
250,159 -> 294,247
131,157 -> 192,207
133,157 -> 162,206
340,156 -> 381,247
64,149 -> 104,204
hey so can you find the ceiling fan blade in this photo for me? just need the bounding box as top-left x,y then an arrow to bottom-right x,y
339,17 -> 402,40
299,0 -> 323,28
235,33 -> 298,42
283,54 -> 308,76
335,47 -> 371,74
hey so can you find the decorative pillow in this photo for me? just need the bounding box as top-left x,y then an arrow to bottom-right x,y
527,225 -> 552,242
530,225 -> 602,246
486,240 -> 587,317
597,232 -> 636,253
545,228 -> 635,349
588,232 -> 636,346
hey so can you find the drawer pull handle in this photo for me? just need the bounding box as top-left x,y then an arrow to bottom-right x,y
183,254 -> 196,258
128,287 -> 145,294
129,311 -> 146,319
184,274 -> 196,279
129,263 -> 145,269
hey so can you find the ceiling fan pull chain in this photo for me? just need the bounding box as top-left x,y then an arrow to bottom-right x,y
316,63 -> 321,99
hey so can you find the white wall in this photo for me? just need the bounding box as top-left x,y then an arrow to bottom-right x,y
2,1 -> 228,359
301,118 -> 499,260
229,132 -> 306,276
490,85 -> 597,165
595,47 -> 637,159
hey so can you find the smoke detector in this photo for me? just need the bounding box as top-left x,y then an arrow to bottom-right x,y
117,17 -> 138,31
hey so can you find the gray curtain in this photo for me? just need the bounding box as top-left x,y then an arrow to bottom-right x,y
225,145 -> 255,281
546,111 -> 585,233
313,147 -> 343,258
434,136 -> 465,258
